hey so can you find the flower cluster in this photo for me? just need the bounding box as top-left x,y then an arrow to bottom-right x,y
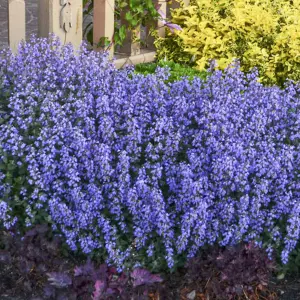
1,36 -> 300,270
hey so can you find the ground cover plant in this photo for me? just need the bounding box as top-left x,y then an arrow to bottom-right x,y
1,36 -> 300,291
134,61 -> 208,83
154,0 -> 300,86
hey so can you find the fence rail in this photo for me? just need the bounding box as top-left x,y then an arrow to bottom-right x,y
6,0 -> 185,68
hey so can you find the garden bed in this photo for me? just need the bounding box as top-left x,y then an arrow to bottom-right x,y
1,36 -> 300,299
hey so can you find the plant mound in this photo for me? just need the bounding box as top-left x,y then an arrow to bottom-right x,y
1,37 -> 300,272
155,0 -> 300,86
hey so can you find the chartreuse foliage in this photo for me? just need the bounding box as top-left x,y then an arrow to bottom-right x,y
155,0 -> 300,86
1,37 -> 300,274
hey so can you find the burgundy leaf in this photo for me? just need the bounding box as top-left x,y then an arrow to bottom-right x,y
56,291 -> 70,300
117,272 -> 128,285
105,287 -> 118,295
92,280 -> 106,300
46,272 -> 72,288
18,258 -> 35,274
43,284 -> 56,298
74,258 -> 95,277
109,272 -> 128,290
36,263 -> 48,273
43,236 -> 61,254
24,280 -> 32,292
35,224 -> 49,234
24,228 -> 38,237
0,250 -> 11,264
108,266 -> 117,275
94,263 -> 108,281
130,268 -> 163,287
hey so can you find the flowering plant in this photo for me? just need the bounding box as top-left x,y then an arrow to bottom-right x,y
1,36 -> 300,272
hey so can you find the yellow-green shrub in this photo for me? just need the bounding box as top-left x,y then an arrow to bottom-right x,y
154,0 -> 300,85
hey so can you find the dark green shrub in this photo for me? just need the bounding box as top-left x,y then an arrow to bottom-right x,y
134,60 -> 208,83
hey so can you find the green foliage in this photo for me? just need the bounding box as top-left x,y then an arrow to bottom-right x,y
134,60 -> 208,83
275,244 -> 300,279
154,0 -> 300,86
83,0 -> 159,48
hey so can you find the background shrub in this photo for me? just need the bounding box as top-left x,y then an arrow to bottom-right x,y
154,0 -> 300,86
1,37 -> 300,273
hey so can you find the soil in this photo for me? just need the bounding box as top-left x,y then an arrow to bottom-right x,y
2,260 -> 299,300
1,227 -> 300,300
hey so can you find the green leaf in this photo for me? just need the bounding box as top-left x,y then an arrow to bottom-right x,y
145,0 -> 154,10
131,18 -> 139,27
119,1 -> 128,8
87,27 -> 93,46
97,37 -> 111,48
125,11 -> 133,22
135,6 -> 144,14
129,0 -> 139,9
119,25 -> 127,41
83,0 -> 89,7
7,163 -> 15,171
114,32 -> 121,46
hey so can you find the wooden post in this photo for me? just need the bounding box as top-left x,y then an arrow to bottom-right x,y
158,1 -> 167,38
38,0 -> 83,50
8,0 -> 26,53
93,0 -> 115,58
38,0 -> 50,38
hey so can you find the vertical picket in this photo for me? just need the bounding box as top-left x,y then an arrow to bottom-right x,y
38,0 -> 82,50
93,0 -> 115,58
158,1 -> 167,38
38,0 -> 50,38
8,0 -> 26,53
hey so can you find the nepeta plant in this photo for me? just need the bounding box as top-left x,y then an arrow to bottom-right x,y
1,36 -> 300,271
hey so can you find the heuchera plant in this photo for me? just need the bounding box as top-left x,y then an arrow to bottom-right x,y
0,224 -> 163,299
46,258 -> 163,299
1,36 -> 300,272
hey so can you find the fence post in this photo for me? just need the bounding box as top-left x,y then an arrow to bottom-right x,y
158,0 -> 189,39
38,0 -> 83,50
158,1 -> 167,38
93,0 -> 115,58
38,0 -> 50,38
8,0 -> 26,53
